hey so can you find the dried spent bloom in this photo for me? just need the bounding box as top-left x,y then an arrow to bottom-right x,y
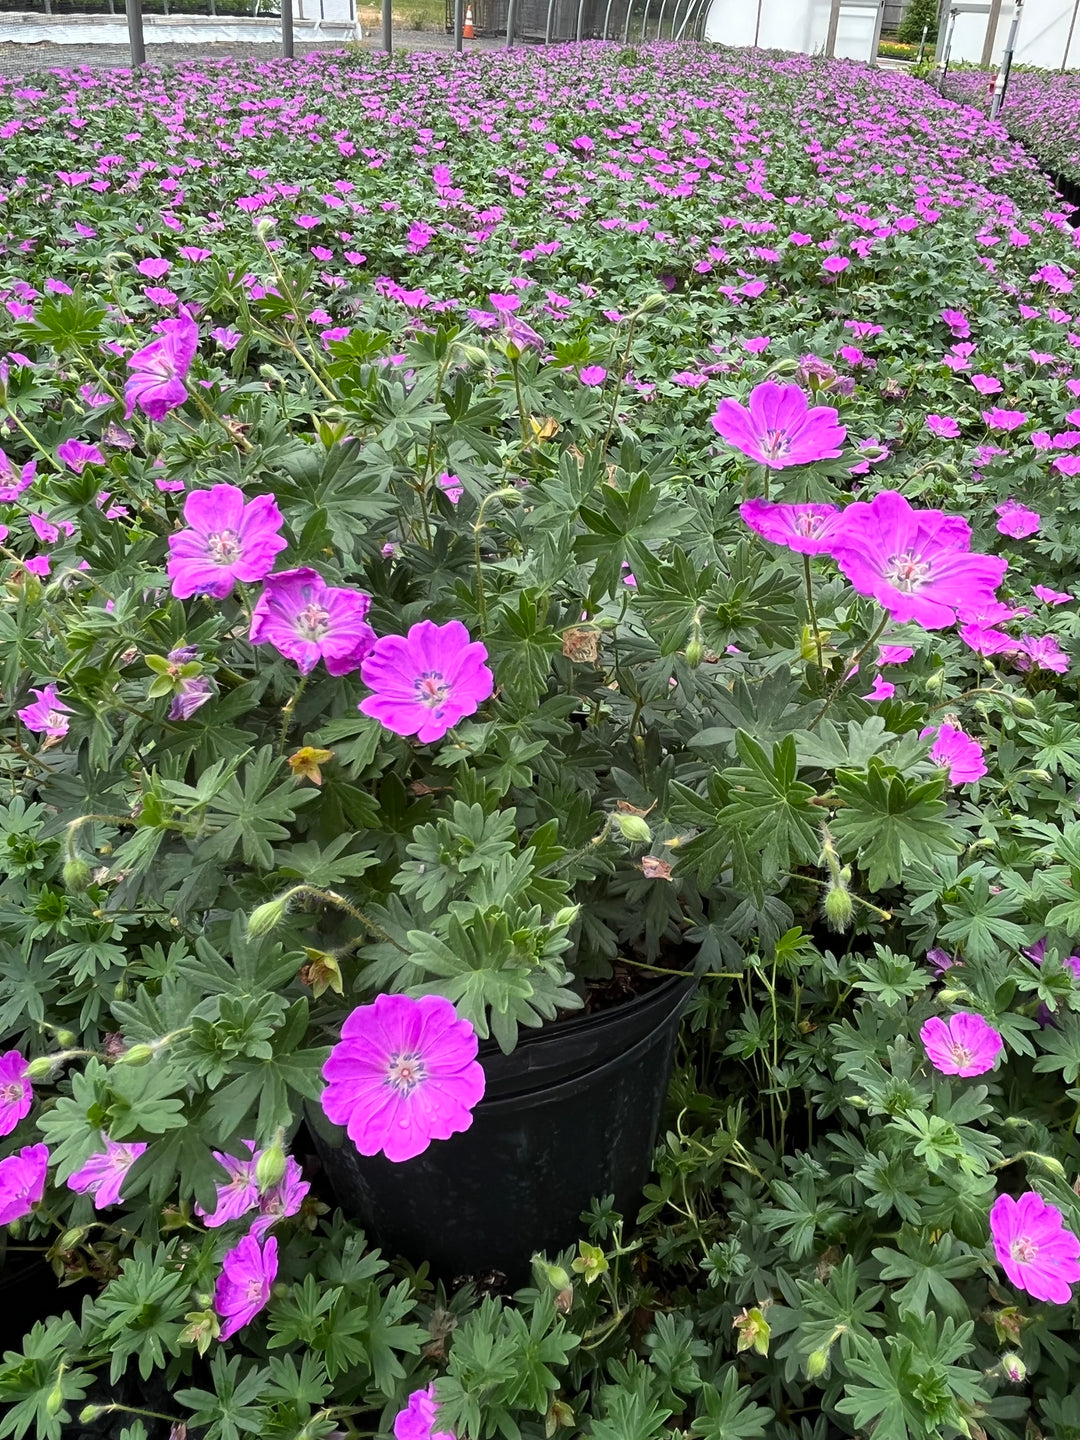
17,684 -> 73,740
321,993 -> 486,1163
921,723 -> 987,784
394,1384 -> 456,1440
995,500 -> 1041,539
0,1050 -> 32,1136
0,1142 -> 49,1224
167,484 -> 287,600
214,1234 -> 278,1341
360,619 -> 494,744
828,491 -> 1008,629
250,568 -> 375,676
67,1136 -> 147,1209
990,1192 -> 1080,1304
739,498 -> 845,555
125,314 -> 198,420
711,380 -> 846,470
920,1012 -> 1003,1077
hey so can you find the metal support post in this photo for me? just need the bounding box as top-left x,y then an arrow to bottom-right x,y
980,0 -> 1002,67
641,0 -> 650,38
825,0 -> 840,55
656,0 -> 666,34
622,0 -> 634,39
282,0 -> 294,56
576,0 -> 585,37
544,0 -> 556,40
916,21 -> 927,59
506,0 -> 518,45
454,0 -> 463,50
940,7 -> 957,86
382,0 -> 392,51
126,0 -> 146,65
989,0 -> 1022,118
1061,0 -> 1080,71
602,0 -> 614,37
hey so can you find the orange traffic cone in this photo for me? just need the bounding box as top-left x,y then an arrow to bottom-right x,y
463,3 -> 474,37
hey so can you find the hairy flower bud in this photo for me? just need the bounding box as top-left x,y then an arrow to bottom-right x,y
1009,694 -> 1037,717
823,883 -> 854,932
79,1408 -> 106,1424
553,906 -> 581,928
247,894 -> 290,938
26,1055 -> 59,1081
45,1381 -> 66,1418
255,1141 -> 287,1192
616,814 -> 652,844
116,1043 -> 154,1067
62,857 -> 92,892
685,637 -> 704,669
805,1348 -> 829,1381
1001,1353 -> 1027,1383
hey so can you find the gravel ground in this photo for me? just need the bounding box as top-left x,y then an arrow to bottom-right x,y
0,28 -> 505,74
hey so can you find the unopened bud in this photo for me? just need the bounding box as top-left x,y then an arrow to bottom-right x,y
553,906 -> 581,928
1032,1152 -> 1066,1178
26,1055 -> 59,1081
823,884 -> 854,932
255,1142 -> 287,1192
616,814 -> 652,844
636,292 -> 668,314
55,1030 -> 77,1049
532,1255 -> 572,1292
45,1382 -> 65,1418
1010,694 -> 1037,717
80,1407 -> 107,1424
685,638 -> 704,669
1001,1353 -> 1027,1383
62,857 -> 92,892
116,1043 -> 154,1066
258,364 -> 286,387
247,894 -> 290,938
254,216 -> 277,238
805,1348 -> 829,1381
58,1227 -> 88,1251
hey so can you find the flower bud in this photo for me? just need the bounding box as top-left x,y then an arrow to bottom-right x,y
685,637 -> 704,669
553,906 -> 581,928
532,1255 -> 572,1292
1032,1152 -> 1066,1178
616,814 -> 652,844
55,1030 -> 77,1049
79,1408 -> 106,1424
45,1381 -> 66,1418
247,894 -> 290,938
26,1055 -> 59,1081
258,364 -> 286,387
805,1348 -> 829,1381
1010,694 -> 1037,717
636,292 -> 668,314
58,1227 -> 88,1251
62,857 -> 92,892
115,1043 -> 154,1067
1001,1353 -> 1027,1383
254,216 -> 277,238
823,883 -> 854,932
255,1142 -> 287,1193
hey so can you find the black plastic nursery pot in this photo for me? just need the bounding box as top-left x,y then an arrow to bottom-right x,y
312,974 -> 696,1283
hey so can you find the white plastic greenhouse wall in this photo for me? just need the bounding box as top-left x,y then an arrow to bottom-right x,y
703,0 -> 885,62
942,0 -> 1080,69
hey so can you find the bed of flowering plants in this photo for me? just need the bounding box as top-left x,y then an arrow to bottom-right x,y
942,67 -> 1080,191
5,35 -> 1080,1440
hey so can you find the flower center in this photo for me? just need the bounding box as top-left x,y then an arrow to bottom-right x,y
46,710 -> 66,731
295,601 -> 331,641
1010,1235 -> 1038,1264
386,1051 -> 426,1094
0,1080 -> 24,1103
796,512 -> 825,536
244,1277 -> 266,1302
760,428 -> 790,459
884,550 -> 932,593
947,1043 -> 973,1069
207,529 -> 240,564
414,671 -> 450,711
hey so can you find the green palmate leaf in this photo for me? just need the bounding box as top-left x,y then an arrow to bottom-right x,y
872,1229 -> 980,1321
689,1367 -> 772,1440
0,1319 -> 90,1440
831,759 -> 961,890
176,1352 -> 271,1440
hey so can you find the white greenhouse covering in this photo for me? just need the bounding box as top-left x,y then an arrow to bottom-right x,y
703,0 -> 886,63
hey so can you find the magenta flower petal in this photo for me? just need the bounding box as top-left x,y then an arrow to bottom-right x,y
995,500 -> 1041,539
195,1141 -> 260,1227
360,620 -> 494,743
920,723 -> 987,784
394,1385 -> 455,1440
0,1142 -> 49,1224
67,1136 -> 147,1209
124,315 -> 198,420
168,484 -> 287,600
214,1234 -> 278,1341
828,491 -> 1008,629
990,1192 -> 1080,1304
321,993 -> 486,1163
739,498 -> 844,555
920,1012 -> 1002,1076
250,568 -> 375,676
17,684 -> 72,739
0,1050 -> 32,1136
711,380 -> 845,470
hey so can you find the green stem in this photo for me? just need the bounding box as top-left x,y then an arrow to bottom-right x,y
508,354 -> 529,445
600,314 -> 640,454
278,673 -> 310,755
809,611 -> 891,731
803,555 -> 824,671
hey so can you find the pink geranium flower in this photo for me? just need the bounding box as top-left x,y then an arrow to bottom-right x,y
995,500 -> 1041,539
0,450 -> 36,502
579,365 -> 606,386
167,484 -> 286,600
971,374 -> 1003,395
822,255 -> 849,274
67,1136 -> 147,1209
250,568 -> 375,676
1052,455 -> 1080,477
196,1141 -> 264,1227
0,1143 -> 49,1224
983,408 -> 1028,432
210,326 -> 242,351
711,380 -> 846,470
861,676 -> 894,701
878,645 -> 914,665
321,993 -> 486,1163
828,491 -> 1008,629
739,498 -> 844,555
214,1234 -> 278,1341
990,1192 -> 1080,1304
124,315 -> 198,420
137,257 -> 171,279
1015,634 -> 1070,674
395,1385 -> 455,1440
926,415 -> 960,439
0,1051 -> 32,1136
920,1012 -> 1002,1076
17,684 -> 72,739
1034,585 -> 1072,605
249,1155 -> 309,1240
436,472 -> 463,505
921,723 -> 986,783
57,440 -> 105,473
360,620 -> 494,744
